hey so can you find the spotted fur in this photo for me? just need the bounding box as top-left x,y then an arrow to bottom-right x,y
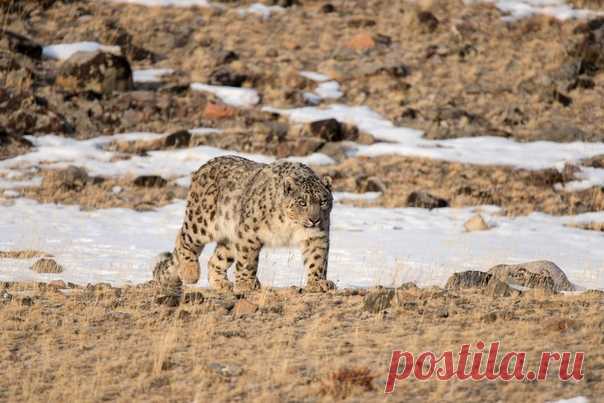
155,156 -> 334,292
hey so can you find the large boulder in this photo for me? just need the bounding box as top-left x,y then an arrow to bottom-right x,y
56,50 -> 133,95
487,261 -> 575,292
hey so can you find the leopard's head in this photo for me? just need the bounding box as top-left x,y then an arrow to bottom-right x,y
280,164 -> 333,229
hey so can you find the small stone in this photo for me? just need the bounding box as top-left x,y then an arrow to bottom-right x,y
1,290 -> 12,303
208,362 -> 243,377
363,288 -> 394,313
209,66 -> 247,87
374,33 -> 392,46
417,11 -> 439,32
347,32 -> 375,51
203,103 -> 236,120
464,214 -> 490,232
133,175 -> 167,188
406,191 -> 448,209
234,299 -> 258,316
31,258 -> 63,274
398,282 -> 418,290
321,3 -> 335,13
20,296 -> 33,306
309,119 -> 343,142
164,130 -> 191,148
48,280 -> 66,289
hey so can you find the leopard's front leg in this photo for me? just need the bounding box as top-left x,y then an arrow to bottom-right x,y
301,234 -> 335,292
233,239 -> 263,293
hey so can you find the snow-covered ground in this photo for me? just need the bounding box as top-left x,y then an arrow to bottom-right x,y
0,132 -> 332,185
1,198 -> 603,290
2,71 -> 604,290
266,103 -> 604,191
469,0 -> 600,20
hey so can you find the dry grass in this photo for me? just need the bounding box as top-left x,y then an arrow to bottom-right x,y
566,221 -> 604,232
0,282 -> 602,402
0,249 -> 51,259
319,367 -> 376,399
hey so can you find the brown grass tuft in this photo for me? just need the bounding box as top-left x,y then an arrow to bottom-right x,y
319,367 -> 376,399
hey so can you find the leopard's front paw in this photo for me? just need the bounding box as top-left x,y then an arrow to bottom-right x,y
209,276 -> 234,292
179,261 -> 200,284
234,277 -> 261,293
305,279 -> 336,293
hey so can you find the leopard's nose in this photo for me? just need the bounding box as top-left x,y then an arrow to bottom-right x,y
309,218 -> 321,227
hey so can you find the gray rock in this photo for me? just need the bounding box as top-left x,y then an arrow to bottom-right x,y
208,362 -> 243,377
309,119 -> 344,142
445,271 -> 492,290
134,175 -> 167,188
363,288 -> 395,313
31,258 -> 63,274
406,191 -> 448,209
487,261 -> 574,292
445,270 -> 520,297
56,50 -> 133,95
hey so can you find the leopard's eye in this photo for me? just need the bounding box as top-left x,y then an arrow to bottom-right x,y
297,199 -> 306,207
320,199 -> 328,208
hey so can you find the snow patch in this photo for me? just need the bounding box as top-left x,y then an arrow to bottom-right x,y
239,3 -> 284,19
133,68 -> 174,83
548,397 -> 589,403
42,42 -> 121,60
0,132 -> 333,189
300,71 -> 330,82
468,0 -> 599,21
1,199 -> 603,289
190,83 -> 260,108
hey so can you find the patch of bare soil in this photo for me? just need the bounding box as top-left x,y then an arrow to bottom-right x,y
0,281 -> 602,402
18,166 -> 187,210
0,250 -> 50,259
315,155 -> 604,216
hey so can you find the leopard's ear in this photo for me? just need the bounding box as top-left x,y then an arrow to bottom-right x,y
322,175 -> 332,191
284,176 -> 296,195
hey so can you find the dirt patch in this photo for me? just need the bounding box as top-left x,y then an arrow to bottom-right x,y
0,250 -> 51,259
316,155 -> 604,216
0,281 -> 601,402
19,167 -> 187,210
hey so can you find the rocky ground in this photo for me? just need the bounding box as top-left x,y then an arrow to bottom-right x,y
2,0 -> 604,401
2,0 -> 604,216
0,273 -> 602,402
